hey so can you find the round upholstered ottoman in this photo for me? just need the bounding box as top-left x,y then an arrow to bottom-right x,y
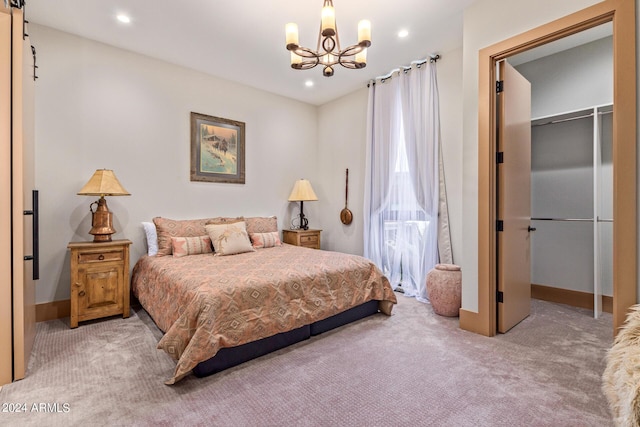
426,264 -> 462,317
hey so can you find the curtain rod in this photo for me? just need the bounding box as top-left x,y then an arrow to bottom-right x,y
367,54 -> 440,87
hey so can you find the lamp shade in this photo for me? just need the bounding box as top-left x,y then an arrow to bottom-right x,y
77,169 -> 130,196
288,179 -> 318,202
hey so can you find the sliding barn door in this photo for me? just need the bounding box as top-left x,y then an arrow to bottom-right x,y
497,61 -> 532,333
0,4 -> 36,385
12,6 -> 36,381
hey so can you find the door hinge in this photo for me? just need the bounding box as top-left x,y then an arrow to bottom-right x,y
496,152 -> 504,164
496,220 -> 504,232
496,80 -> 504,93
497,291 -> 504,303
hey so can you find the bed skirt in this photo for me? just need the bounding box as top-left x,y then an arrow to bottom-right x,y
193,300 -> 380,378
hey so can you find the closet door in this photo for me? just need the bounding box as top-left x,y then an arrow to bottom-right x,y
497,61 -> 532,333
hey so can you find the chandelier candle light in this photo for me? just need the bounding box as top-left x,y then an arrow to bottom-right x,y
285,0 -> 371,77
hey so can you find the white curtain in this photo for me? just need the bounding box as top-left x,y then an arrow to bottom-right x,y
364,61 -> 440,302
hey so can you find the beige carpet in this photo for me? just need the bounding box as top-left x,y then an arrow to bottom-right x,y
0,296 -> 613,426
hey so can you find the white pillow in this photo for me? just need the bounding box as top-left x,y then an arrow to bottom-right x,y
142,221 -> 159,256
205,221 -> 255,256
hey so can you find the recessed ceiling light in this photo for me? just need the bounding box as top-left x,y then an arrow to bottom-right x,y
117,14 -> 131,24
305,80 -> 314,88
398,29 -> 409,38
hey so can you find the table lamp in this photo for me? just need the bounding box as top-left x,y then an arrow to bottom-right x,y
77,169 -> 130,242
288,179 -> 318,230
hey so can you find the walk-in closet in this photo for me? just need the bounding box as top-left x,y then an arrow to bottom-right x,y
530,104 -> 612,318
512,23 -> 613,319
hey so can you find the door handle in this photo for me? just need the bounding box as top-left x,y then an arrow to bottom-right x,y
23,190 -> 39,280
528,226 -> 537,232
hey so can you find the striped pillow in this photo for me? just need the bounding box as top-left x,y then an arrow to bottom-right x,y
249,231 -> 282,249
171,236 -> 213,258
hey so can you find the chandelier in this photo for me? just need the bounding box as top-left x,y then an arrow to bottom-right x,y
285,0 -> 371,77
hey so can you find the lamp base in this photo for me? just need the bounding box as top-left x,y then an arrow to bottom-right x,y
299,214 -> 309,230
88,197 -> 116,243
298,201 -> 309,230
91,233 -> 113,243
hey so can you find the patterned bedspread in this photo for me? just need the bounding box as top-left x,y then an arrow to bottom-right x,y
131,244 -> 397,384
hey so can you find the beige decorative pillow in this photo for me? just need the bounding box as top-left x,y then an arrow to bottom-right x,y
249,231 -> 282,249
246,216 -> 278,234
171,236 -> 213,258
205,221 -> 255,256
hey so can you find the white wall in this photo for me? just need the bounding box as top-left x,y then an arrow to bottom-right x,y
516,36 -> 613,118
316,47 -> 464,266
437,47 -> 464,267
461,0 -> 604,312
31,25 -> 318,304
316,87 -> 368,255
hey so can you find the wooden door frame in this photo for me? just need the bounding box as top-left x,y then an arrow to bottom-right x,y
460,0 -> 636,337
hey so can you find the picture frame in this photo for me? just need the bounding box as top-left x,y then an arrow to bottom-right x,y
190,112 -> 245,184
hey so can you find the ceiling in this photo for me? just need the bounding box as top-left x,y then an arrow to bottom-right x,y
26,0 -> 477,106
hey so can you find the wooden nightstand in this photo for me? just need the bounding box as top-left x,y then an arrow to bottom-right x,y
67,239 -> 132,328
282,229 -> 322,249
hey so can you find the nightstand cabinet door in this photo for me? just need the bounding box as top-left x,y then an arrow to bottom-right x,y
68,240 -> 131,328
75,261 -> 124,321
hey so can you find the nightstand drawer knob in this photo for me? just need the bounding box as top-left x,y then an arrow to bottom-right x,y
79,290 -> 86,297
98,254 -> 105,260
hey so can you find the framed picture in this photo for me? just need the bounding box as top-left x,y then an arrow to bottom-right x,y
190,112 -> 245,184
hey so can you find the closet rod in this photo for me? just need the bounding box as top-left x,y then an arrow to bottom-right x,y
531,217 -> 593,222
532,109 -> 612,127
531,217 -> 613,222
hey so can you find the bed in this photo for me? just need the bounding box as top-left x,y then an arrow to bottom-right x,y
132,216 -> 397,384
